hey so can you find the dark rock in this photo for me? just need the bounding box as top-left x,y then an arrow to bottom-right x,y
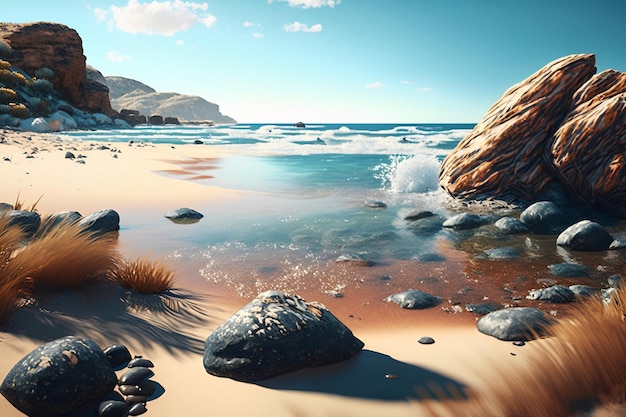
520,201 -> 572,234
0,202 -> 13,213
128,402 -> 147,416
477,307 -> 555,341
366,201 -> 387,209
164,207 -> 203,224
404,210 -> 435,221
477,247 -> 519,260
103,344 -> 132,370
203,290 -> 364,381
385,289 -> 442,309
118,381 -> 156,397
65,151 -> 76,159
127,358 -> 154,368
5,209 -> 41,238
465,302 -> 500,315
294,121 -> 306,128
494,216 -> 529,234
607,274 -> 622,289
79,208 -> 120,235
568,284 -> 598,298
163,116 -> 180,125
527,285 -> 576,303
335,253 -> 374,267
548,263 -> 590,277
609,236 -> 626,249
512,341 -> 526,347
556,220 -> 614,251
118,367 -> 154,386
125,394 -> 147,404
148,115 -> 163,125
193,139 -> 204,144
98,400 -> 129,417
418,337 -> 435,345
442,212 -> 486,230
36,210 -> 82,237
0,336 -> 117,417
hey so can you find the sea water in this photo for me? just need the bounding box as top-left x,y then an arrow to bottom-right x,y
64,124 -> 625,311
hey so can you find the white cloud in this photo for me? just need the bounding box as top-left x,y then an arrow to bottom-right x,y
418,87 -> 435,92
283,21 -> 323,33
93,7 -> 108,22
243,21 -> 257,27
252,32 -> 265,39
107,50 -> 131,62
105,0 -> 217,36
268,0 -> 340,8
176,39 -> 184,45
365,81 -> 385,89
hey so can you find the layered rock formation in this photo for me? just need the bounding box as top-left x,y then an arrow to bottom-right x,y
0,22 -> 115,116
439,54 -> 626,216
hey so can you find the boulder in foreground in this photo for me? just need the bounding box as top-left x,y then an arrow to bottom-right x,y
203,290 -> 364,381
0,336 -> 117,417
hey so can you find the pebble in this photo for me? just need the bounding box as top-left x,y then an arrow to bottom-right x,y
128,358 -> 155,368
129,403 -> 148,416
418,336 -> 435,345
98,400 -> 129,417
104,344 -> 132,370
118,367 -> 154,386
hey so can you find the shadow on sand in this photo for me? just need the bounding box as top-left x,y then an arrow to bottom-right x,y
4,282 -> 224,355
257,349 -> 468,401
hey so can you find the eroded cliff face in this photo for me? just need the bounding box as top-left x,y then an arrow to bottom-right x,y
0,22 -> 115,116
439,54 -> 626,216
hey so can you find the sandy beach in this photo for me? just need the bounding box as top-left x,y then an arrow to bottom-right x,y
0,128 -> 624,417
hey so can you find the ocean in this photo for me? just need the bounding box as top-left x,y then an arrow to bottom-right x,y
64,123 -> 623,317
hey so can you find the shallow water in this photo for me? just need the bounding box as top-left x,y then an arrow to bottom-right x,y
68,123 -> 626,322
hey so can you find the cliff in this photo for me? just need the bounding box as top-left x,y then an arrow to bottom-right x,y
439,54 -> 626,217
0,22 -> 115,116
105,76 -> 236,124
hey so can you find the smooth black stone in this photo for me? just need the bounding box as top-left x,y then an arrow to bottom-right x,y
118,368 -> 154,386
118,382 -> 156,397
556,220 -> 614,251
203,290 -> 364,382
0,336 -> 117,417
104,345 -> 132,370
385,289 -> 441,309
494,216 -> 529,234
512,341 -> 526,347
442,212 -> 485,230
128,402 -> 148,416
79,208 -> 120,235
127,358 -> 154,368
125,395 -> 147,404
418,337 -> 435,345
519,201 -> 571,234
99,400 -> 129,417
548,263 -> 590,277
527,285 -> 575,303
404,210 -> 435,221
477,307 -> 555,341
164,207 -> 204,224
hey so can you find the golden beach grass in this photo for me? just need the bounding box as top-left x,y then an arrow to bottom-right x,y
0,216 -> 31,324
425,286 -> 626,417
109,256 -> 176,294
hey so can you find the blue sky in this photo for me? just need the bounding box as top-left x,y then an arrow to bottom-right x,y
3,0 -> 625,123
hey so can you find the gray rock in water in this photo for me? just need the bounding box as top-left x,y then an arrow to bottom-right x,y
404,210 -> 435,221
164,207 -> 204,224
0,336 -> 117,417
465,302 -> 500,315
79,209 -> 120,235
520,201 -> 572,234
5,209 -> 41,238
413,252 -> 446,262
609,236 -> 626,250
335,253 -> 374,267
527,285 -> 575,303
494,216 -> 529,234
203,290 -> 364,382
548,262 -> 590,277
442,212 -> 485,230
477,247 -> 520,260
477,307 -> 554,341
556,220 -> 614,251
385,289 -> 442,309
569,284 -> 598,298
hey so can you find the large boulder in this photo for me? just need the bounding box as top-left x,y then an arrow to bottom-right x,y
439,54 -> 596,204
0,336 -> 117,417
203,290 -> 364,381
78,208 -> 120,235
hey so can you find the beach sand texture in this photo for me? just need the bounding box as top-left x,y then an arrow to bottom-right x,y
1,128 -> 624,417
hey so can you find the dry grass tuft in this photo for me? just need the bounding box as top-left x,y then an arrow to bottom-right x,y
109,257 -> 176,294
11,221 -> 121,291
428,286 -> 626,417
0,216 -> 33,324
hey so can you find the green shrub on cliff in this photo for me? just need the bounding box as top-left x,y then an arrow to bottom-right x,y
0,41 -> 12,59
32,98 -> 51,117
31,78 -> 54,94
0,104 -> 10,114
9,103 -> 29,118
34,66 -> 54,80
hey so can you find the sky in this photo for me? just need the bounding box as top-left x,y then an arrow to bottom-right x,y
2,0 -> 625,123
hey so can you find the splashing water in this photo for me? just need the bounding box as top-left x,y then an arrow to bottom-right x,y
375,154 -> 442,194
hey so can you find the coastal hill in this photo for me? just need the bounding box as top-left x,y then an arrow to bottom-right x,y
103,73 -> 236,125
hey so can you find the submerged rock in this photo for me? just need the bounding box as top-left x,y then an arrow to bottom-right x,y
164,207 -> 204,224
442,212 -> 486,230
494,216 -> 529,234
477,307 -> 555,341
527,285 -> 576,303
385,289 -> 442,309
0,336 -> 117,417
556,220 -> 614,251
548,263 -> 591,277
203,290 -> 364,381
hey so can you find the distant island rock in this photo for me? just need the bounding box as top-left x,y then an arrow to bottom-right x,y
104,75 -> 236,125
439,53 -> 626,217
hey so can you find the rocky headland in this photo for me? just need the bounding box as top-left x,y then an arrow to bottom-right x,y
439,53 -> 626,217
